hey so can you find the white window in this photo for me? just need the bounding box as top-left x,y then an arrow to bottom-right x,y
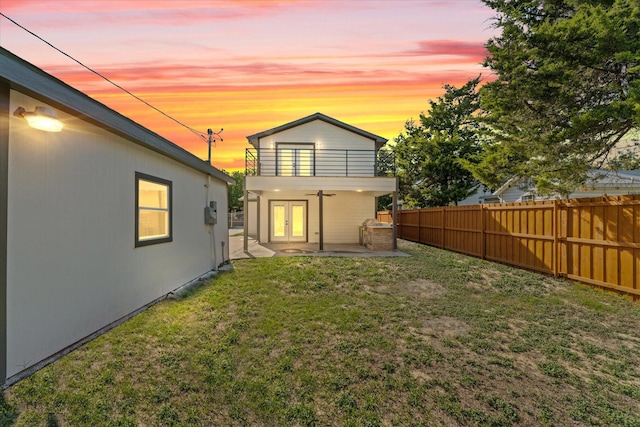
135,172 -> 172,247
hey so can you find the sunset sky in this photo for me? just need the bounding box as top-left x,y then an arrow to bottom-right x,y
0,0 -> 498,171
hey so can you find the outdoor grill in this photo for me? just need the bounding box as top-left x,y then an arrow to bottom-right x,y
360,219 -> 393,251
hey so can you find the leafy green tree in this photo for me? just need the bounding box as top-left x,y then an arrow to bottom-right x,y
227,170 -> 244,212
375,147 -> 396,211
394,78 -> 484,207
472,0 -> 640,196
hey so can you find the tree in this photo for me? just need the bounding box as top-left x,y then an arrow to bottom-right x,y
607,147 -> 640,170
394,78 -> 484,207
472,0 -> 640,196
375,147 -> 396,211
227,170 -> 244,212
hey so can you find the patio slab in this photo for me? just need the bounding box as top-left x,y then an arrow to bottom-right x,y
228,231 -> 408,260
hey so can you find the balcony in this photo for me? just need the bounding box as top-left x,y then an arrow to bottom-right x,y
245,148 -> 395,177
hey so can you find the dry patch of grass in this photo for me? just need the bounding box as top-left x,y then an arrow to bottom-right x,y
2,240 -> 640,426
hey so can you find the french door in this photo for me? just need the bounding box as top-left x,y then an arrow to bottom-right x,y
270,201 -> 307,242
277,144 -> 314,176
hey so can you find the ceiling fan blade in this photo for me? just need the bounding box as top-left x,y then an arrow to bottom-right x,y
303,192 -> 337,197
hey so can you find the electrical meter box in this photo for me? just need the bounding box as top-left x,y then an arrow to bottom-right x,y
204,201 -> 217,225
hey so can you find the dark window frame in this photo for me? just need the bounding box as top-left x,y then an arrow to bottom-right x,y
135,172 -> 173,247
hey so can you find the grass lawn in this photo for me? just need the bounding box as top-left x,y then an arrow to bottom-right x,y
2,240 -> 640,426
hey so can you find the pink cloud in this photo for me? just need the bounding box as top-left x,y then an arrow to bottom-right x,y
403,40 -> 489,60
1,0 -> 329,28
42,59 -> 487,97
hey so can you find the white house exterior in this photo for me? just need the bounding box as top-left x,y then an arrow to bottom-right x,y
0,48 -> 234,387
243,113 -> 398,250
457,184 -> 499,206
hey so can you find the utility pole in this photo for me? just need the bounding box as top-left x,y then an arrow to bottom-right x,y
207,129 -> 213,165
206,128 -> 224,165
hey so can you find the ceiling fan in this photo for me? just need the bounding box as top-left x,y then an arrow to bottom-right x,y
305,192 -> 336,197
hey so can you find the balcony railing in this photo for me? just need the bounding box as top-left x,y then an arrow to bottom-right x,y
245,148 -> 395,177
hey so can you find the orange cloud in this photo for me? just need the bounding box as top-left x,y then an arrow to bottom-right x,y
1,0 -> 497,172
36,53 -> 490,173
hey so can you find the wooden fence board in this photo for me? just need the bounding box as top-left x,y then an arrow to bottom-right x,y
378,194 -> 640,299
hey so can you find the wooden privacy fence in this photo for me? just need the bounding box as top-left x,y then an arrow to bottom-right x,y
378,194 -> 640,298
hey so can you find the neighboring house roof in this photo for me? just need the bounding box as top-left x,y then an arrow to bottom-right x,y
493,176 -> 523,199
493,169 -> 640,202
0,47 -> 234,185
584,169 -> 640,186
246,112 -> 388,149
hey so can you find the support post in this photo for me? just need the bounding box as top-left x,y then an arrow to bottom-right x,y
392,190 -> 398,250
319,190 -> 324,251
243,186 -> 249,253
256,194 -> 260,243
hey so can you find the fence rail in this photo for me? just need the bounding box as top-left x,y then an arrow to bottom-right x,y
378,195 -> 640,299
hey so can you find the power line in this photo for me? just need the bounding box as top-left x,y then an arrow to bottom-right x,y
0,12 -> 215,142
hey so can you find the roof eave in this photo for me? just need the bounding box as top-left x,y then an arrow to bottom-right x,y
0,47 -> 234,185
246,112 -> 388,147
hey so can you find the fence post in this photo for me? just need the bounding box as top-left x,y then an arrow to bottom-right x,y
553,200 -> 559,277
481,204 -> 486,260
417,209 -> 421,244
440,207 -> 445,249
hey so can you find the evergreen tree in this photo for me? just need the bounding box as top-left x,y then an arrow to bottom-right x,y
472,0 -> 640,196
394,78 -> 484,207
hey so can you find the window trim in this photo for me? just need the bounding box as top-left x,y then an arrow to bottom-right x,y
135,172 -> 173,247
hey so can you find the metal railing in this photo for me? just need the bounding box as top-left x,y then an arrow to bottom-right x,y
245,148 -> 395,177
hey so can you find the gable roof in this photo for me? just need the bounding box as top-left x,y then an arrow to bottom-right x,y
493,176 -> 523,198
246,112 -> 388,149
0,47 -> 234,185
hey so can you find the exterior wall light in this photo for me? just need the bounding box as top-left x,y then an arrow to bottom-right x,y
13,106 -> 64,132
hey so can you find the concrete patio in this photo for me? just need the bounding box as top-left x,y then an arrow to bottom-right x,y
228,230 -> 408,260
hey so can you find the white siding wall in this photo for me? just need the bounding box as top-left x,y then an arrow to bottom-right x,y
247,199 -> 258,237
257,191 -> 319,243
257,120 -> 377,177
323,192 -> 377,243
6,92 -> 228,378
256,190 -> 376,244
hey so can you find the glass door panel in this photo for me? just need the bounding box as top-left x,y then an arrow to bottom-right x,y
291,204 -> 305,237
273,205 -> 286,237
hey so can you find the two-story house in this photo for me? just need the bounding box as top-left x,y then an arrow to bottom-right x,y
243,113 -> 398,251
